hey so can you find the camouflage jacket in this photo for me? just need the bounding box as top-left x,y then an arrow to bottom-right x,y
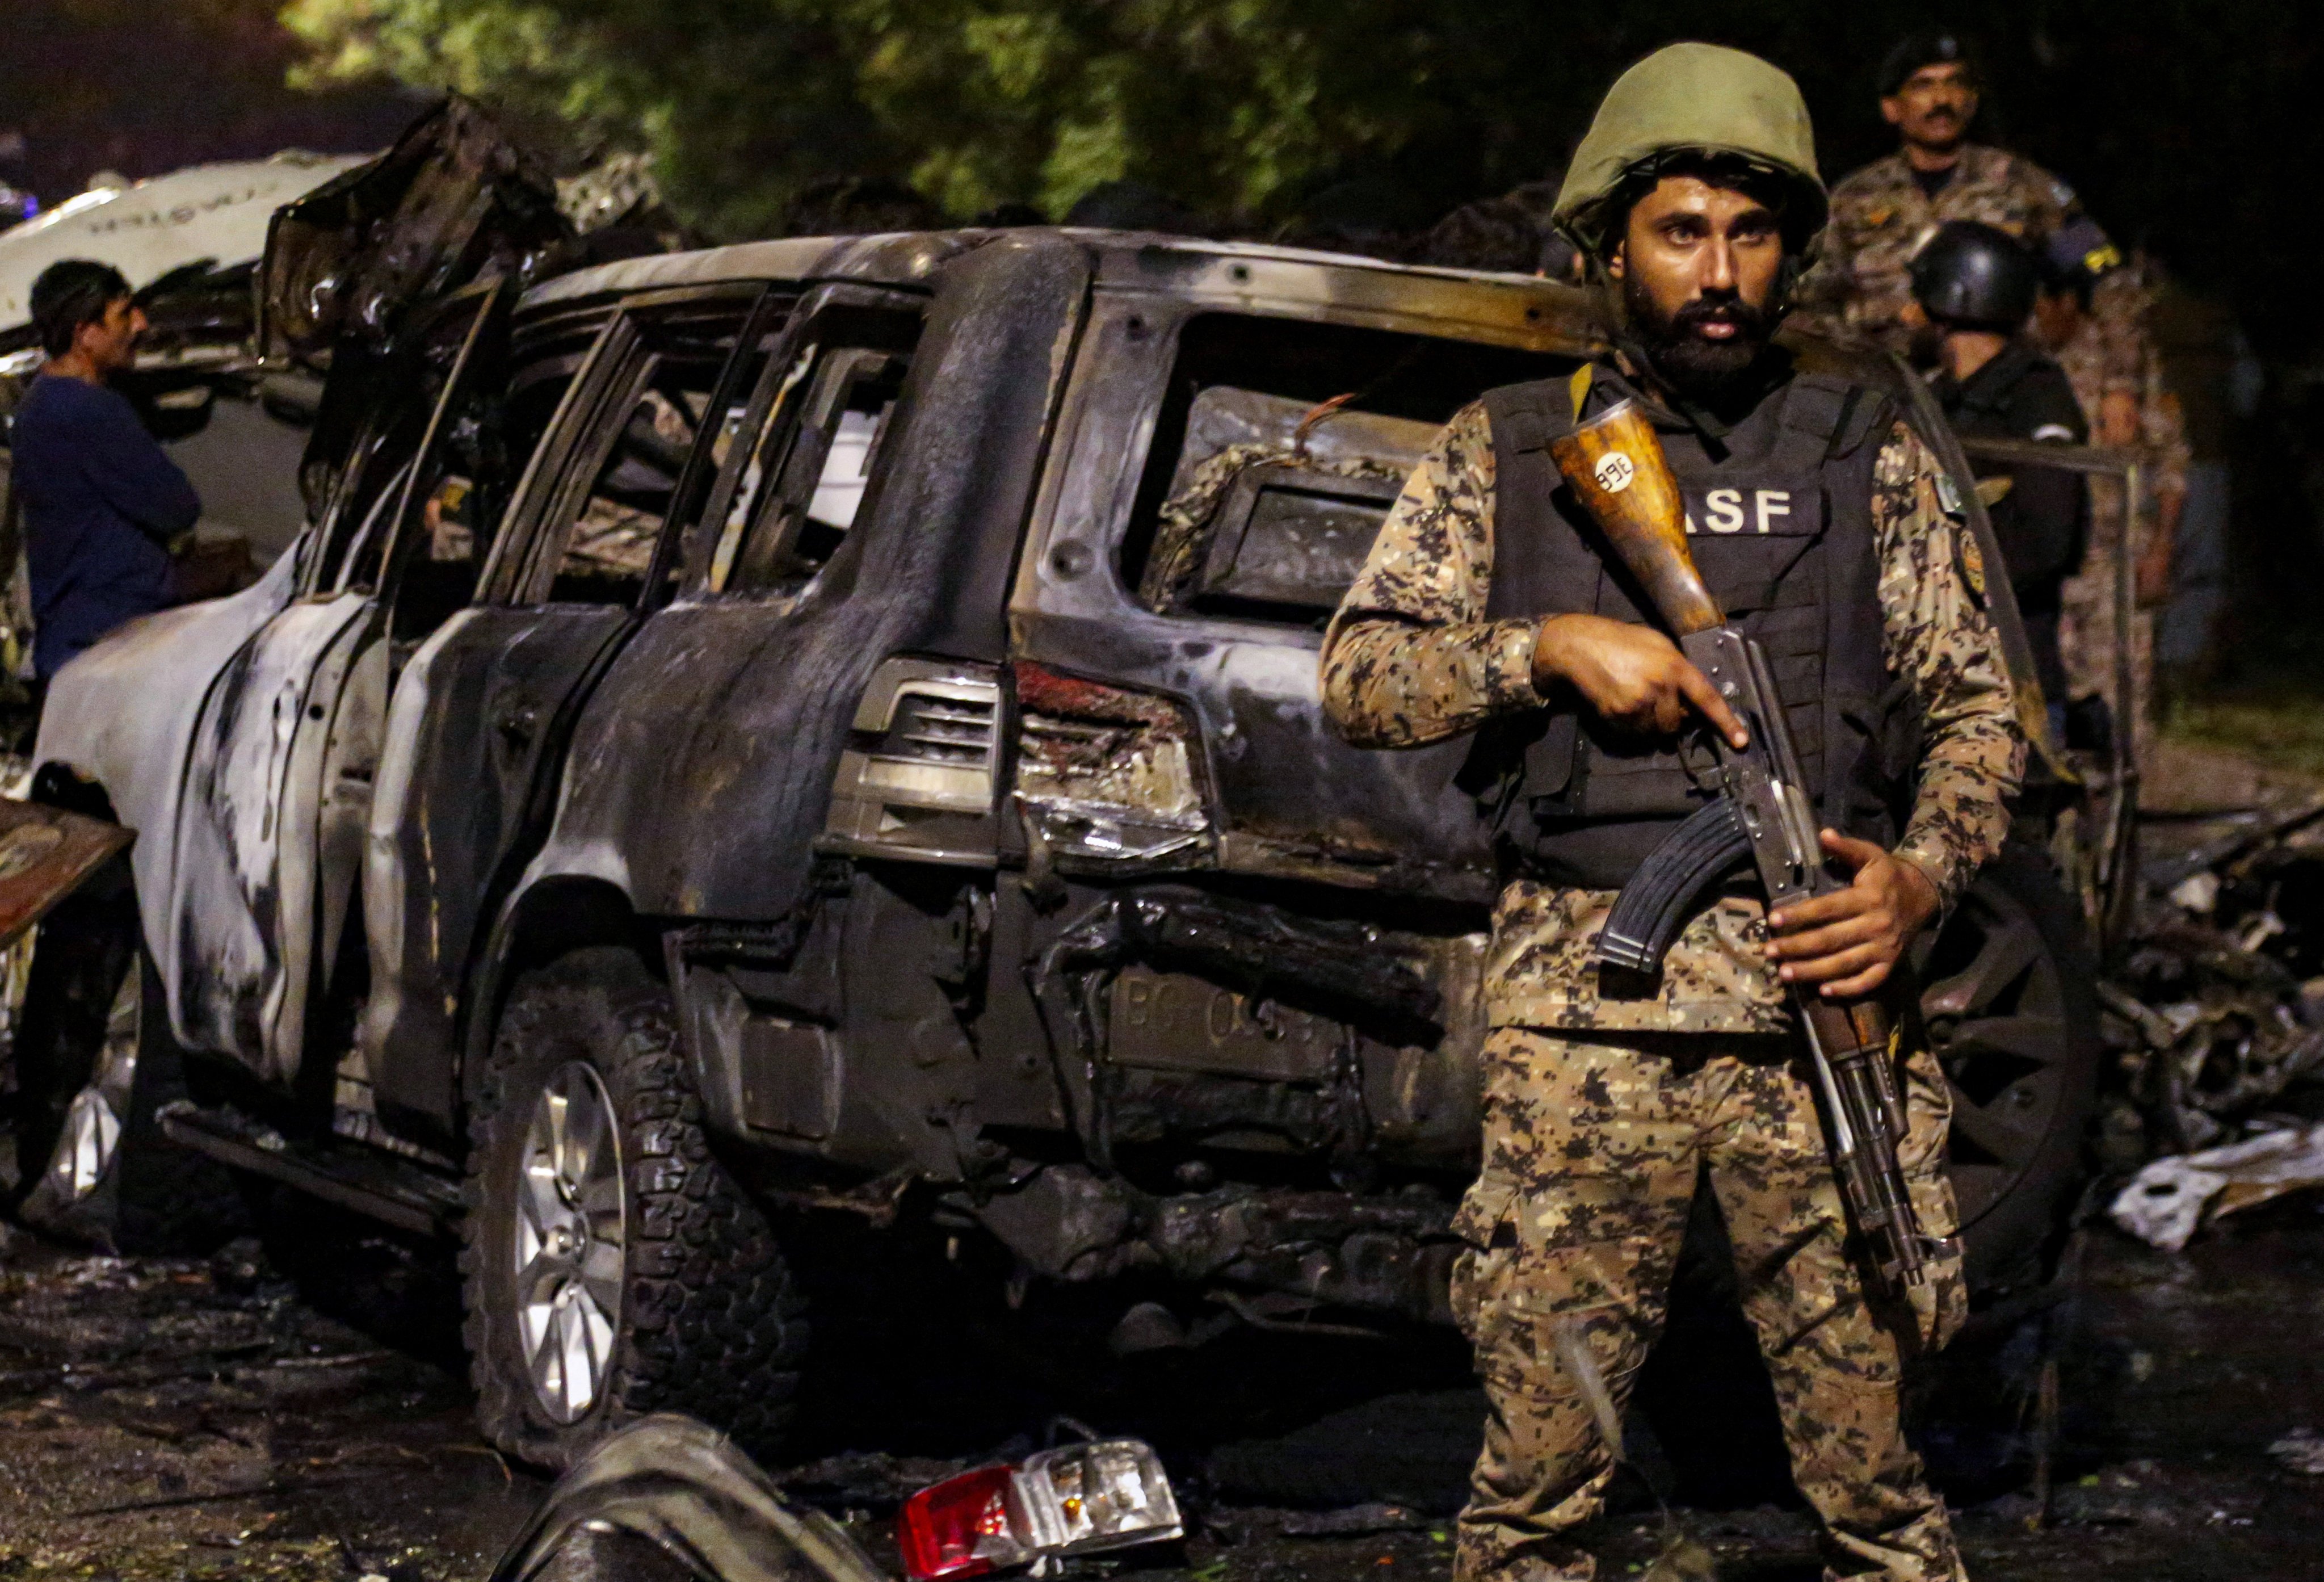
1797,144 -> 2146,400
2056,263 -> 2191,524
1319,377 -> 2025,1034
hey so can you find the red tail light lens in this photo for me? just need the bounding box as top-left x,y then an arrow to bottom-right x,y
1011,662 -> 1212,869
898,1464 -> 1029,1582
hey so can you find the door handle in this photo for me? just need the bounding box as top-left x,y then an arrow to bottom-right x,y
497,702 -> 540,744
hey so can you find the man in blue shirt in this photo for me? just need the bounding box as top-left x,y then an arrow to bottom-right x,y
10,260 -> 200,680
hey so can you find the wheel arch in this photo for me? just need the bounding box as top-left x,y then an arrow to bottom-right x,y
457,873 -> 662,1119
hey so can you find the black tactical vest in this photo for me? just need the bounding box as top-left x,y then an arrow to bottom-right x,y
1474,364 -> 1917,888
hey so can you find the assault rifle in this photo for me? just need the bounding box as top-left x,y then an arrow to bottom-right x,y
1544,399 -> 1934,1296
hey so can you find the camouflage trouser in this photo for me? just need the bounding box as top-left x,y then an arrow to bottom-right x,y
1451,1027 -> 1969,1582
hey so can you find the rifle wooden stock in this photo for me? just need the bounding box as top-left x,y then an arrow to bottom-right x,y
1543,400 -> 1722,635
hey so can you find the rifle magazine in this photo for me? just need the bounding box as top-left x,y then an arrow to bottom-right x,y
1590,796 -> 1753,975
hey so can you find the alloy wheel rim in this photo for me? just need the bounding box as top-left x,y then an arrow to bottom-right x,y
51,969 -> 140,1202
512,1060 -> 626,1422
53,1087 -> 120,1201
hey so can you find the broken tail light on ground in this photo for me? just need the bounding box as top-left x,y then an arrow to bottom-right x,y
897,1440 -> 1184,1581
1012,662 -> 1212,871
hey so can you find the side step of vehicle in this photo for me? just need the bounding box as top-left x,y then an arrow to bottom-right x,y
158,1102 -> 463,1238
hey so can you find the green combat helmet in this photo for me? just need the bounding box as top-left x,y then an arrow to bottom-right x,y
1553,41 -> 1827,258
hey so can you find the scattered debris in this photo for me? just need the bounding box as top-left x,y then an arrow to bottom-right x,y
1276,1503 -> 1431,1538
1641,1535 -> 1720,1582
2268,1429 -> 2324,1476
779,1449 -> 990,1510
2109,1123 -> 2324,1249
2098,803 -> 2324,1220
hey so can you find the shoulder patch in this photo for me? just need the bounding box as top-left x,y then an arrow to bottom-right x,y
1956,530 -> 1988,606
1934,468 -> 1965,519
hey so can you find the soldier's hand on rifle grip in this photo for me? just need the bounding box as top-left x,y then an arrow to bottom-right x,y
1529,614 -> 1750,749
1764,830 -> 1941,997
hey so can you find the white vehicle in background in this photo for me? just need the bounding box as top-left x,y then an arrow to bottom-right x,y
0,152 -> 367,356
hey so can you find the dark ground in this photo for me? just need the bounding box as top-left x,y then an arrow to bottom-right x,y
5,795 -> 2324,1579
0,1190 -> 2321,1578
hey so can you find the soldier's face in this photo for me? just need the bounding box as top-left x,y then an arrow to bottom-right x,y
1882,64 -> 1978,152
2032,288 -> 2084,353
1611,177 -> 1784,327
1610,177 -> 1784,399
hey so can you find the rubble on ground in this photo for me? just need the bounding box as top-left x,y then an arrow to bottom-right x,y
2099,796 -> 2324,1247
2268,1429 -> 2324,1476
2108,1123 -> 2324,1250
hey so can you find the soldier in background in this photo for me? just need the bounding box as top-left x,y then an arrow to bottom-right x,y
1911,222 -> 2088,744
1796,30 -> 2143,402
2036,221 -> 2189,746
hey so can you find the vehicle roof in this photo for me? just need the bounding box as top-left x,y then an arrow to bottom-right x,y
518,228 -> 1607,354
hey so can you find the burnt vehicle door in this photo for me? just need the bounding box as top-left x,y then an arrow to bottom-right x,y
361,286 -> 785,1135
163,282 -> 510,1081
517,235 -> 1087,1169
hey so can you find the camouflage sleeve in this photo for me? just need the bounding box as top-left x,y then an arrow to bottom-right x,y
1872,422 -> 2027,911
2091,270 -> 2155,401
1319,401 -> 1543,748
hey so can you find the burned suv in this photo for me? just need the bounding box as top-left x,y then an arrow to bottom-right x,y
26,222 -> 2098,1466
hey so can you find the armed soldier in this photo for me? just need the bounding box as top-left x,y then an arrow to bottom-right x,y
1796,30 -> 2144,407
1322,43 -> 2023,1582
1911,221 -> 2089,745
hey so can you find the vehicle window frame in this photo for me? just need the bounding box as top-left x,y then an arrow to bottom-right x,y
476,282 -> 776,611
298,279 -> 505,602
1015,292 -> 1574,645
682,284 -> 926,601
722,345 -> 906,591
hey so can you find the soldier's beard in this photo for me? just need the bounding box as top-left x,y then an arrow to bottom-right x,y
1624,275 -> 1776,409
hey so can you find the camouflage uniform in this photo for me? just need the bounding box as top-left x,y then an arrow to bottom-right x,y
1321,394 -> 2021,1582
2054,261 -> 2191,739
1796,145 -> 2142,399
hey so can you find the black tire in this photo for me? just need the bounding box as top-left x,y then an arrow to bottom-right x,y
11,861 -> 242,1252
463,946 -> 808,1470
1918,844 -> 2102,1293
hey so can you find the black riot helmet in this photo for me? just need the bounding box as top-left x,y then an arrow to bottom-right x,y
1909,220 -> 2037,332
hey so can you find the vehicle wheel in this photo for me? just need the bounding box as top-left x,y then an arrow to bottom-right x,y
463,946 -> 808,1470
11,862 -> 242,1252
1915,844 -> 2102,1292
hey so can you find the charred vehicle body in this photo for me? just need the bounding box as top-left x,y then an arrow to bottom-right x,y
19,158 -> 2101,1462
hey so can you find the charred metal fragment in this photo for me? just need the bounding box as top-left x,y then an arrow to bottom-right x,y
260,97 -> 571,365
960,1164 -> 1457,1327
1029,886 -> 1439,1170
1038,886 -> 1441,1036
489,1413 -> 890,1582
